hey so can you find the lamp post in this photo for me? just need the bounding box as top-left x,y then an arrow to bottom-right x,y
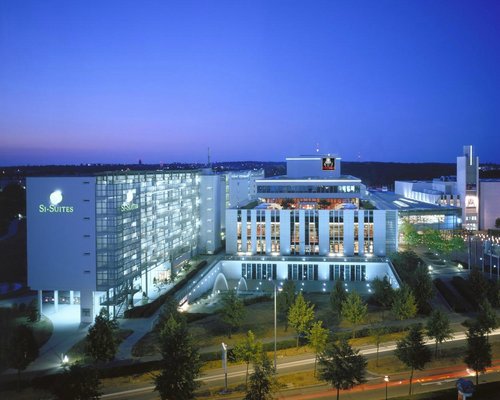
221,342 -> 228,392
274,283 -> 277,371
467,231 -> 472,269
384,375 -> 390,400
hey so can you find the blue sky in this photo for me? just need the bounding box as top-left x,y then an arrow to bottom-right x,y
1,0 -> 499,165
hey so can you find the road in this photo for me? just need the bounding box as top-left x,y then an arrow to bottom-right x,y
101,330 -> 500,399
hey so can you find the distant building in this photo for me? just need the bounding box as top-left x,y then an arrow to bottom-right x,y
395,145 -> 500,231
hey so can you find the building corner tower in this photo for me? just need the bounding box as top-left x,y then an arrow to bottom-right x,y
457,145 -> 479,231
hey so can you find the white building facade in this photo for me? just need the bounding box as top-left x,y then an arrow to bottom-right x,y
224,155 -> 400,288
225,209 -> 397,257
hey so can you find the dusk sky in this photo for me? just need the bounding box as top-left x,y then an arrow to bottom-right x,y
1,0 -> 499,166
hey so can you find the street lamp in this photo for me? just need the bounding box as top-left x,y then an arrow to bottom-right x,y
274,284 -> 277,371
384,375 -> 390,400
221,342 -> 228,392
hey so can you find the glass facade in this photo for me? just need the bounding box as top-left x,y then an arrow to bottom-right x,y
257,184 -> 360,194
95,171 -> 199,310
328,264 -> 366,281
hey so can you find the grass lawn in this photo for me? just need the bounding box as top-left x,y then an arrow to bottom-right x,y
133,292 -> 393,357
368,339 -> 500,375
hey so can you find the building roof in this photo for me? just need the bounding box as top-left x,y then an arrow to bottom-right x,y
256,174 -> 361,183
368,190 -> 460,212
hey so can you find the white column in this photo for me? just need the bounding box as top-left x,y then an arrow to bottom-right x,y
241,210 -> 247,253
80,290 -> 94,324
343,210 -> 354,256
318,210 -> 329,256
225,209 -> 238,254
280,210 -> 291,255
54,290 -> 59,312
358,210 -> 365,256
265,210 -> 272,254
251,210 -> 257,254
69,290 -> 74,305
373,210 -> 387,256
299,210 -> 305,255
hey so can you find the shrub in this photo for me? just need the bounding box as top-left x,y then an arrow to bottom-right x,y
451,277 -> 479,311
243,295 -> 272,306
434,278 -> 471,313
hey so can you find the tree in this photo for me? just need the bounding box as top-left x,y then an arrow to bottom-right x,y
52,363 -> 101,400
6,324 -> 39,390
288,292 -> 315,347
476,300 -> 498,340
341,291 -> 367,338
371,276 -> 394,309
413,265 -> 434,314
446,235 -> 465,253
391,285 -> 417,321
27,299 -> 39,323
319,338 -> 367,400
426,309 -> 453,357
85,309 -> 119,362
0,183 -> 26,222
464,325 -> 492,386
244,352 -> 276,400
400,221 -> 421,248
496,217 -> 500,229
276,280 -> 296,331
155,315 -> 202,400
389,251 -> 421,285
394,325 -> 431,396
468,268 -> 489,303
330,280 -> 347,320
422,229 -> 446,253
307,320 -> 329,376
420,229 -> 464,255
369,325 -> 387,367
155,299 -> 182,331
234,330 -> 263,387
219,290 -> 245,338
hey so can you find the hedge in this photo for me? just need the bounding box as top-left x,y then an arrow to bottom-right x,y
451,276 -> 479,311
243,295 -> 272,306
434,278 -> 471,313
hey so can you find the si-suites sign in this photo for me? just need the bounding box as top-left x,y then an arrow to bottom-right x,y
39,190 -> 74,213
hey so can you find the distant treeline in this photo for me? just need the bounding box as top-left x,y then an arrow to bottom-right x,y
342,162 -> 457,188
1,161 -> 499,188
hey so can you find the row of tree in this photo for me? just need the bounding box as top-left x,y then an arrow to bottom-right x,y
400,222 -> 465,254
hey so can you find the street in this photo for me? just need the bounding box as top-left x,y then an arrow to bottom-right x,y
101,331 -> 500,399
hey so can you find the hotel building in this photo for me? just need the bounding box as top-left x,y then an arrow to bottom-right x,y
223,155 -> 400,290
27,168 -> 264,322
